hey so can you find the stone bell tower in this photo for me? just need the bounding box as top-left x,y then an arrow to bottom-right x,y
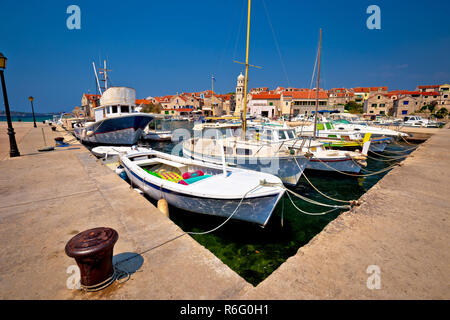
234,72 -> 245,115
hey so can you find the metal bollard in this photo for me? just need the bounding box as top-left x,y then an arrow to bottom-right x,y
65,227 -> 118,291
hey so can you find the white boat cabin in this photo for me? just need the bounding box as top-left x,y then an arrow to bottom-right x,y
94,87 -> 138,122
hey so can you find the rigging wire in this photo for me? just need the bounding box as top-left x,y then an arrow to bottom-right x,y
261,0 -> 291,87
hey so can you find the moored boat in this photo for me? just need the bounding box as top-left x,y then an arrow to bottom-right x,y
74,87 -> 153,145
120,149 -> 286,226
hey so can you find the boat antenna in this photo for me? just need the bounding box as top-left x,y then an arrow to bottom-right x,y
313,28 -> 322,139
99,60 -> 112,92
233,0 -> 262,140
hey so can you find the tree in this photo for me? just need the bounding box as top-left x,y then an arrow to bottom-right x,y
434,107 -> 448,119
140,103 -> 161,114
344,101 -> 364,114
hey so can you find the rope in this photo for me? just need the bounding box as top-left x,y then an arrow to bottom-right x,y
350,157 -> 399,174
294,157 -> 354,204
186,184 -> 261,235
400,134 -> 417,146
262,0 -> 291,87
286,191 -> 342,216
366,153 -> 405,162
283,187 -> 351,210
313,156 -> 398,177
369,149 -> 409,159
384,145 -> 418,153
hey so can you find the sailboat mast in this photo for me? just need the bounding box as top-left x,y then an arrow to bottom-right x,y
92,62 -> 102,95
313,28 -> 322,139
242,0 -> 251,139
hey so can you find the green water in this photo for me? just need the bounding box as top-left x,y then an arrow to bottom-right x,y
132,122 -> 417,285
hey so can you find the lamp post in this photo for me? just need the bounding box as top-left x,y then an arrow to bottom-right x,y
0,53 -> 20,157
28,96 -> 37,127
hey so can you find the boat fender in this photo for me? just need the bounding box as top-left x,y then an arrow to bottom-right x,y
182,170 -> 204,180
115,165 -> 125,175
157,199 -> 169,218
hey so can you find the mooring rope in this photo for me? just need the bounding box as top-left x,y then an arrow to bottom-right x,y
294,157 -> 354,204
286,191 -> 342,216
313,156 -> 398,177
369,149 -> 409,159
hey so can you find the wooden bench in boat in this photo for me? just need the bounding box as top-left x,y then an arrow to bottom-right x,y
132,157 -> 188,170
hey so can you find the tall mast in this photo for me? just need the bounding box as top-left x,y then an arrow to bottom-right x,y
211,75 -> 214,116
242,0 -> 251,139
92,62 -> 102,95
313,28 -> 322,139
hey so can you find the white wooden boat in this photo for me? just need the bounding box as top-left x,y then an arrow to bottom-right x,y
183,123 -> 309,186
120,149 -> 285,226
91,146 -> 150,158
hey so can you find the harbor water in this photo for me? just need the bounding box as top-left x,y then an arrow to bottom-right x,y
128,121 -> 417,285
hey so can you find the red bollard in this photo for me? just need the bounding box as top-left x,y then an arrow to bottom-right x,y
65,227 -> 118,291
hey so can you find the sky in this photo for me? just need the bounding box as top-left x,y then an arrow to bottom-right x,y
1,0 -> 449,113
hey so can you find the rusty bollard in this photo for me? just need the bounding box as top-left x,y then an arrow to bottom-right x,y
65,227 -> 118,291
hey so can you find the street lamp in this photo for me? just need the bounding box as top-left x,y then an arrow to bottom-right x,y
0,52 -> 20,157
28,96 -> 37,127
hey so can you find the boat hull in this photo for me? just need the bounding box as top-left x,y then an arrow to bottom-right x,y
74,114 -> 153,145
306,157 -> 362,173
121,161 -> 284,226
182,147 -> 307,186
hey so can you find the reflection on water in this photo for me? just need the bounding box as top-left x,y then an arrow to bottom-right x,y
136,121 -> 416,285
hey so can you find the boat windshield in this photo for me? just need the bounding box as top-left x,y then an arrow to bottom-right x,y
277,130 -> 296,140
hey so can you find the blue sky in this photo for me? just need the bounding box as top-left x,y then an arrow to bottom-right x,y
1,0 -> 449,113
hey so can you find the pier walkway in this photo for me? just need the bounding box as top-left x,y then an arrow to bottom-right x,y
0,122 -> 448,299
0,122 -> 251,299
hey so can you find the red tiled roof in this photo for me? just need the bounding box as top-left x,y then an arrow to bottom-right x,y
251,93 -> 281,100
417,85 -> 440,89
283,90 -> 328,99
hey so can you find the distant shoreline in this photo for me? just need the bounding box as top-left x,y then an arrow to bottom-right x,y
0,116 -> 53,122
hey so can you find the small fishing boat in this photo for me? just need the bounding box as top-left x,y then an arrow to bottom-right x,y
247,124 -> 369,173
294,121 -> 388,152
120,149 -> 285,226
91,146 -> 150,158
331,119 -> 409,139
141,115 -> 173,141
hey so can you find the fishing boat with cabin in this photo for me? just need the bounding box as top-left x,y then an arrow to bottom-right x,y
73,87 -> 153,145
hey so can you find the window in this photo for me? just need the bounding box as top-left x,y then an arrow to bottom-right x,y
121,105 -> 130,113
112,106 -> 118,113
278,131 -> 287,140
286,130 -> 295,139
444,95 -> 448,99
403,101 -> 409,105
402,110 -> 408,115
380,104 -> 385,107
262,130 -> 272,141
372,104 -> 377,107
236,148 -> 252,155
377,96 -> 381,99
